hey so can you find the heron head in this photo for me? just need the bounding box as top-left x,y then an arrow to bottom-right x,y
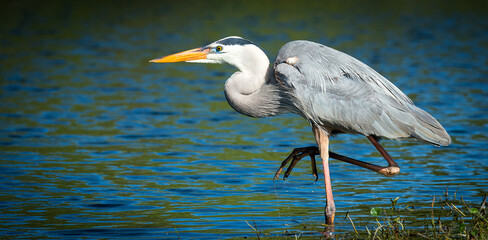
150,36 -> 268,70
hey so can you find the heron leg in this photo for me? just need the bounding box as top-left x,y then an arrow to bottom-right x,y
273,146 -> 320,181
328,152 -> 400,177
327,136 -> 400,177
312,125 -> 335,225
274,136 -> 400,179
366,136 -> 400,176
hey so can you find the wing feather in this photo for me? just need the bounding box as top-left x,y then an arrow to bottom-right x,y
274,40 -> 450,146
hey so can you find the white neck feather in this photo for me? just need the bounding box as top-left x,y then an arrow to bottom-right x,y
224,44 -> 270,95
223,45 -> 285,118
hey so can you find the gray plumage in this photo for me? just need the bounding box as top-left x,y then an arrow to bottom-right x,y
272,40 -> 451,146
156,36 -> 451,147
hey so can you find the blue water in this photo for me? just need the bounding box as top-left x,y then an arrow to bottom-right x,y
1,1 -> 487,239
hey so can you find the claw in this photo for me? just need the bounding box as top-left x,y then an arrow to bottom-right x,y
274,146 -> 320,181
310,154 -> 319,182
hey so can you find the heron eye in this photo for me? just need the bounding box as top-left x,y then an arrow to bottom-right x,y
216,45 -> 223,52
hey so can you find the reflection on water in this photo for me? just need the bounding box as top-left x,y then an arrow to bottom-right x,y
1,1 -> 487,239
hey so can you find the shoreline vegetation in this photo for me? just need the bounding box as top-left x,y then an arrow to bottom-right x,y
244,189 -> 488,239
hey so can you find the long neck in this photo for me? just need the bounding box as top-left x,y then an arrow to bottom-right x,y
224,53 -> 289,118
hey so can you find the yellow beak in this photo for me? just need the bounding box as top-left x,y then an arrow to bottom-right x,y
149,48 -> 209,63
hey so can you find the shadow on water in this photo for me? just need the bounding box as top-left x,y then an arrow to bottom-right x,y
0,0 -> 487,238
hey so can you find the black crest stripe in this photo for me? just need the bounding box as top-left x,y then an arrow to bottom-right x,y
216,37 -> 254,46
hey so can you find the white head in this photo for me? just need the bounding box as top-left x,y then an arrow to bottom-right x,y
150,36 -> 270,74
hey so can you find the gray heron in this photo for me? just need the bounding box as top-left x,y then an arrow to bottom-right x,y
150,36 -> 451,225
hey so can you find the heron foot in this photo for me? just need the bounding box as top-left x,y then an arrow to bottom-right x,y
378,166 -> 400,177
273,146 -> 319,182
325,210 -> 335,225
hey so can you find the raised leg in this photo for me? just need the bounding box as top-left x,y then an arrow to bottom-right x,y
274,135 -> 401,180
366,136 -> 400,176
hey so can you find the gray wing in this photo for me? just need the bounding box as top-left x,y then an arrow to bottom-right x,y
274,40 -> 451,146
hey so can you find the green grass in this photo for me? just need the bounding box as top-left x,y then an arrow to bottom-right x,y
246,190 -> 488,239
356,193 -> 488,239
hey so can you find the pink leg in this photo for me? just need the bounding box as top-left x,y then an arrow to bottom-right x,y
312,125 -> 335,225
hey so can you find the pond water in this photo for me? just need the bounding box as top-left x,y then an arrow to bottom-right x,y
1,1 -> 487,239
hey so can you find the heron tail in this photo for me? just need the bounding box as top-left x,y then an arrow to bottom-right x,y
409,106 -> 451,146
